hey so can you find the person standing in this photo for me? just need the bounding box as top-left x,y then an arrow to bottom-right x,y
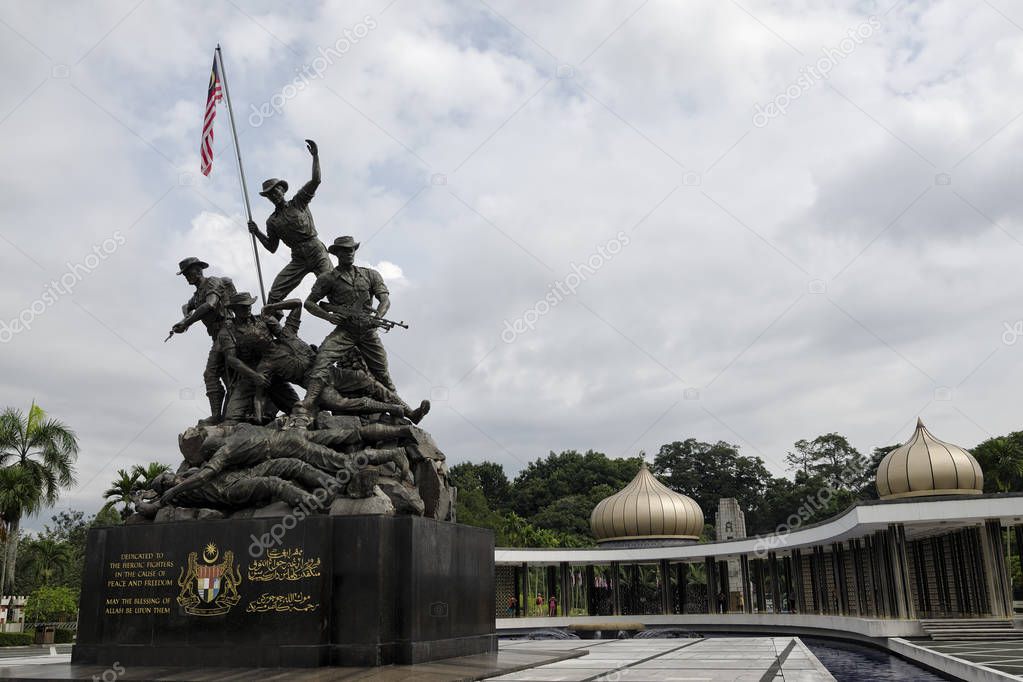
248,139 -> 332,304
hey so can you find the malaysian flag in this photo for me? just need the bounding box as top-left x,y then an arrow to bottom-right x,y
200,54 -> 223,176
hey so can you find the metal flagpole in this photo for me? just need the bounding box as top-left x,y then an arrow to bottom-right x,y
215,44 -> 267,304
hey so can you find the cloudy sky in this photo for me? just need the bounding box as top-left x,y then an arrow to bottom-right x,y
3,0 -> 1023,529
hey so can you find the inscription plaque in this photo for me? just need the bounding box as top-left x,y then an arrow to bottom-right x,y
73,515 -> 495,668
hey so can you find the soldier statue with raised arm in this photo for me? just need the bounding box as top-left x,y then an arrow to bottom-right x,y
247,139 -> 332,304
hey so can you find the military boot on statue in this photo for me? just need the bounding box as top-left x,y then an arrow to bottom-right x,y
199,391 -> 224,426
299,378 -> 325,412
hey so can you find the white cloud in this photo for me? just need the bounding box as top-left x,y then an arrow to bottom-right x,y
369,260 -> 407,287
3,0 -> 1023,530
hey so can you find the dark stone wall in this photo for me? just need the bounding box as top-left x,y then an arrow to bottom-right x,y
72,515 -> 495,668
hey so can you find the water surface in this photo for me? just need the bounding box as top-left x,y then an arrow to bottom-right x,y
802,636 -> 945,681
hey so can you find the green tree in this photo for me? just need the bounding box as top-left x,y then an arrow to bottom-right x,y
19,537 -> 73,587
102,468 -> 141,518
511,450 -> 642,519
451,483 -> 503,531
23,585 -> 78,623
786,433 -> 868,490
651,439 -> 771,523
452,471 -> 590,548
0,403 -> 79,595
496,512 -> 589,548
449,461 -> 511,511
132,462 -> 172,490
858,445 -> 898,499
0,467 -> 39,594
92,506 -> 122,527
972,433 -> 1023,493
763,471 -> 853,532
45,509 -> 118,591
530,494 -> 596,541
10,509 -> 121,596
43,510 -> 90,589
43,510 -> 88,546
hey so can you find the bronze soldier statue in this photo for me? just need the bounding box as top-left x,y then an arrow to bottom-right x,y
162,420 -> 414,505
256,299 -> 429,423
140,460 -> 333,513
169,257 -> 236,424
247,139 -> 332,304
217,292 -> 299,422
300,236 -> 398,411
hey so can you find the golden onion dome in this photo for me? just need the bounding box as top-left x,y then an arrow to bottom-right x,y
876,418 -> 984,500
590,464 -> 704,543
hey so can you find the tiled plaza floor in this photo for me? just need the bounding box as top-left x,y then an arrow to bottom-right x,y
0,638 -> 835,681
0,645 -> 579,681
910,639 -> 1023,678
488,637 -> 836,681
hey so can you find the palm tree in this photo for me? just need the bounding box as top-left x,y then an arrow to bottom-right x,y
27,539 -> 74,588
17,535 -> 74,588
102,469 -> 141,519
131,462 -> 171,490
0,403 -> 79,596
972,434 -> 1023,493
0,467 -> 37,595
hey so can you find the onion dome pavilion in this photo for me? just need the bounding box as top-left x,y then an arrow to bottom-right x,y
590,464 -> 704,546
876,418 -> 984,499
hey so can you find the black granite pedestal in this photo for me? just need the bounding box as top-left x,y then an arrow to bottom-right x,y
71,515 -> 495,668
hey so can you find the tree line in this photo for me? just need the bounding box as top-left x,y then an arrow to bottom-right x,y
451,429 -> 1023,547
5,398 -> 1023,596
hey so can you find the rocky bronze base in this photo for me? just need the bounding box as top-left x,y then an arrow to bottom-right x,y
72,515 -> 495,668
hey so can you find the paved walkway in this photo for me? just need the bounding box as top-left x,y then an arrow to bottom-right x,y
0,638 -> 834,681
0,645 -> 578,681
0,646 -> 71,662
489,637 -> 835,681
901,638 -> 1023,679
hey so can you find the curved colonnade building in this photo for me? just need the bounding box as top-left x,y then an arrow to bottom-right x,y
495,420 -> 1021,647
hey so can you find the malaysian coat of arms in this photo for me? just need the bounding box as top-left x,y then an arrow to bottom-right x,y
177,542 -> 242,616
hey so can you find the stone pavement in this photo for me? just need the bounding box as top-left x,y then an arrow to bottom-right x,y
0,645 -> 71,663
901,638 -> 1023,679
488,637 -> 835,681
0,637 -> 835,681
0,645 -> 580,681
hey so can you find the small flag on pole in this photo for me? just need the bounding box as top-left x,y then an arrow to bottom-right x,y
200,54 -> 223,176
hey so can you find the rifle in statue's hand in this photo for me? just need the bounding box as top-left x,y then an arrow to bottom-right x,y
373,316 -> 409,332
348,312 -> 408,333
324,304 -> 409,333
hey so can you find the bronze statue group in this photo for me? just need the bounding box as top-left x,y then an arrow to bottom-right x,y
127,140 -> 454,525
